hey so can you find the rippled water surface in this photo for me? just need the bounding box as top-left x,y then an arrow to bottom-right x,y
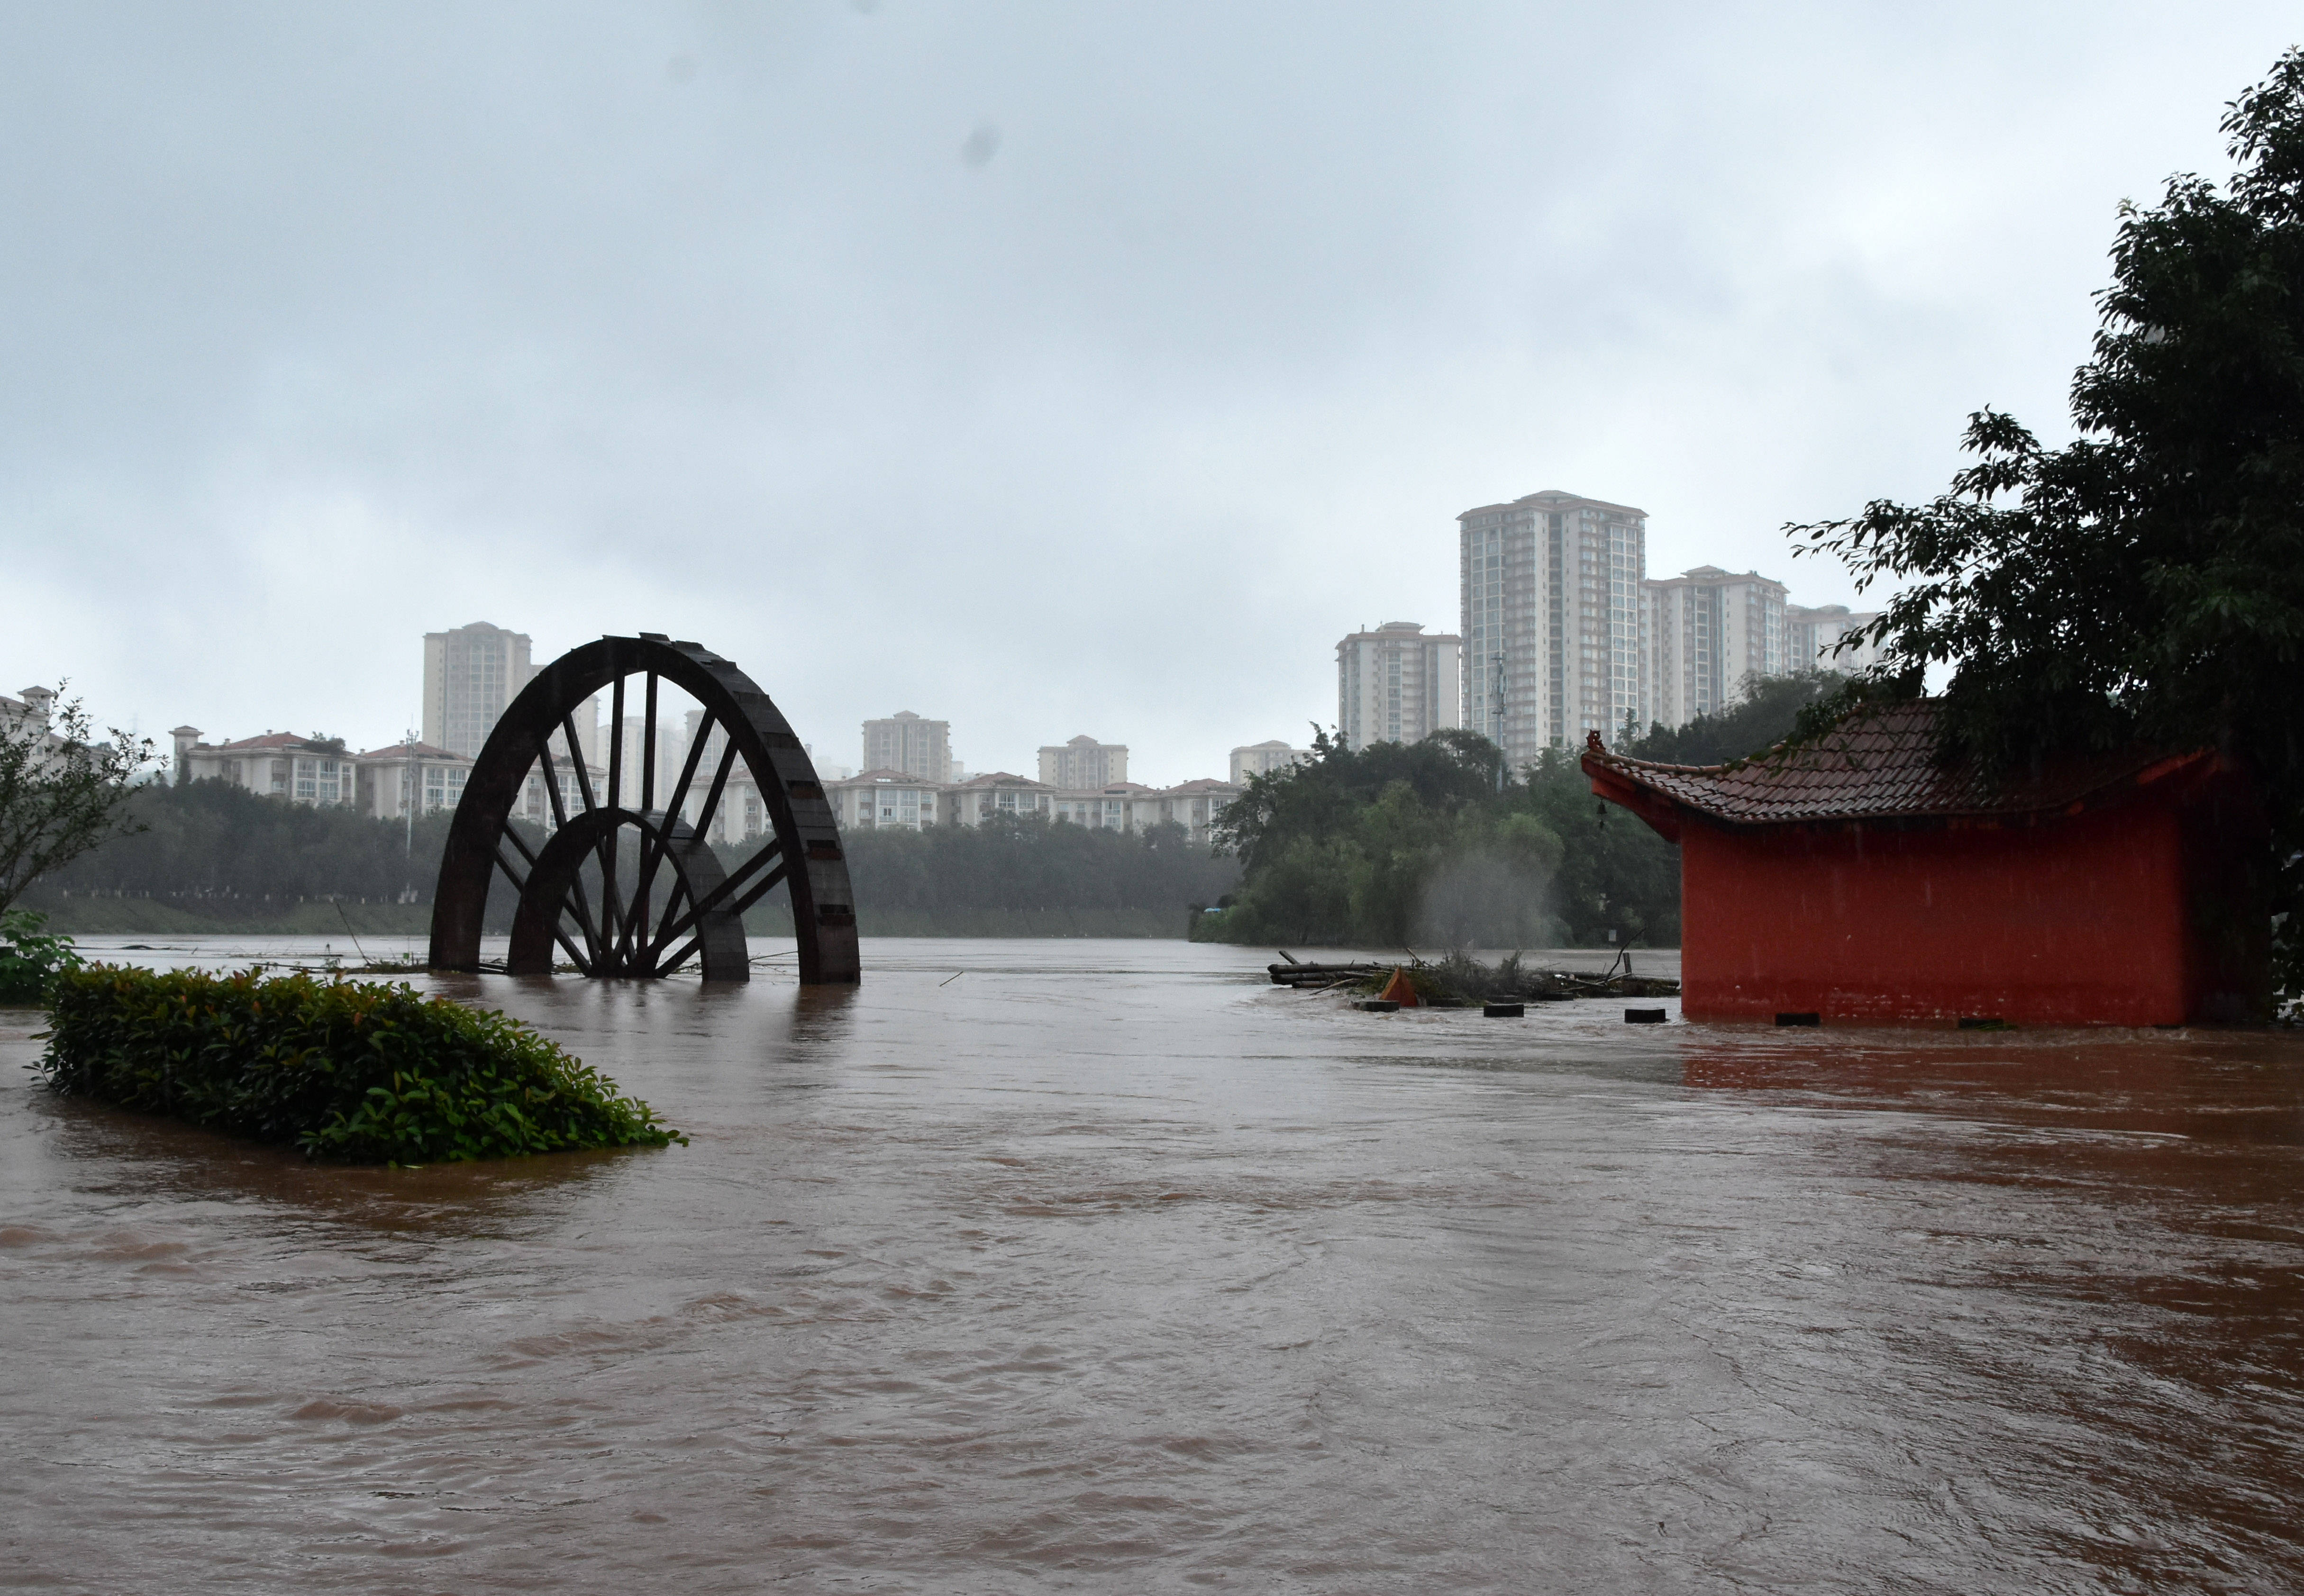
6,937 -> 2304,1593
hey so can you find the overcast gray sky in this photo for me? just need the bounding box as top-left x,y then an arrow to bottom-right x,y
3,2 -> 2296,782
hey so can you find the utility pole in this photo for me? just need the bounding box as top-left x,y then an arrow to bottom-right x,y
403,728 -> 417,857
1490,651 -> 1507,791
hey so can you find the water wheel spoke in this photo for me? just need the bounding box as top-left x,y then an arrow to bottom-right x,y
719,862 -> 790,924
606,674 -> 626,816
599,676 -> 628,961
640,673 -> 658,816
661,711 -> 716,833
656,934 -> 703,975
691,739 -> 739,847
563,873 -> 606,967
653,878 -> 692,944
631,711 -> 717,949
491,845 -> 527,894
626,674 -> 665,960
626,840 -> 665,961
592,834 -> 627,960
551,922 -> 592,975
650,844 -> 784,959
536,740 -> 571,831
561,713 -> 598,812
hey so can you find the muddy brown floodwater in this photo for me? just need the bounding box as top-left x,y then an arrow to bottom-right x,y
5,937 -> 2304,1593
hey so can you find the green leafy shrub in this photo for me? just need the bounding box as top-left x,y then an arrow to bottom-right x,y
36,966 -> 684,1163
0,909 -> 83,1005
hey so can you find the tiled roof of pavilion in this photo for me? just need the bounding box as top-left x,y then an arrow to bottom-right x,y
1581,699 -> 2209,828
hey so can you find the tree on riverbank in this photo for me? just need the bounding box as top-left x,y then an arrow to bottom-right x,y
1789,48 -> 2304,998
1630,671 -> 1849,767
0,690 -> 153,916
1206,679 -> 1849,951
834,812 -> 1238,922
1207,729 -> 1663,949
31,776 -> 456,910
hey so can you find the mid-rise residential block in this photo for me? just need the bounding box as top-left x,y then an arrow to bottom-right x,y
1787,603 -> 1888,675
1229,740 -> 1311,783
1643,566 -> 1790,729
1039,735 -> 1127,789
1458,490 -> 1648,767
863,711 -> 952,784
422,622 -> 534,758
1337,623 -> 1462,751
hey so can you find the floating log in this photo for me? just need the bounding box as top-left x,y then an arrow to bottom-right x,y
1267,961 -> 1386,987
1266,952 -> 1680,1000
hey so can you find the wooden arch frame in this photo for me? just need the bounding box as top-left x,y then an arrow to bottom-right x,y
427,634 -> 859,984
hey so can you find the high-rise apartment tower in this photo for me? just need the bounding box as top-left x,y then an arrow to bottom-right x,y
1335,623 -> 1462,750
422,622 -> 534,758
1786,604 -> 1887,676
1457,490 -> 1648,766
862,712 -> 952,783
1642,567 -> 1789,729
1229,740 -> 1313,783
1038,735 -> 1127,789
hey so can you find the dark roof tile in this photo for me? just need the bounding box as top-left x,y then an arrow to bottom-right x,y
1583,699 -> 2204,826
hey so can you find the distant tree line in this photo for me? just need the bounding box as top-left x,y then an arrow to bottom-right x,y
24,778 -> 1241,935
1204,674 -> 1844,951
26,674 -> 1843,943
833,813 -> 1239,917
32,778 -> 458,908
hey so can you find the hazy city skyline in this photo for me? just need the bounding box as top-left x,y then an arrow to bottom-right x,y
5,4 -> 2295,780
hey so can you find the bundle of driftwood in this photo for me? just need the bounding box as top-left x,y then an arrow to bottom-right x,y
1266,949 -> 1679,1002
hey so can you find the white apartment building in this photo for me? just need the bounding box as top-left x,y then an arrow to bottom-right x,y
1458,490 -> 1648,766
350,740 -> 473,819
173,730 -> 359,806
422,622 -> 535,757
1229,740 -> 1311,783
827,769 -> 941,832
1038,735 -> 1128,789
1047,779 -> 1241,841
1643,567 -> 1790,729
7,688 -> 67,767
1050,781 -> 1153,832
1336,623 -> 1462,751
1787,603 -> 1888,674
863,712 -> 952,783
941,772 -> 1055,826
1157,778 -> 1241,842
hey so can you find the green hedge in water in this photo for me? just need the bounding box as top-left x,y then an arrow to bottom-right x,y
36,966 -> 683,1163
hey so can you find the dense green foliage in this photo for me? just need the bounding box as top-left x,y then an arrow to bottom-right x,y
0,909 -> 82,1004
31,777 -> 462,911
1788,50 -> 2304,995
1208,684 -> 1842,950
796,813 -> 1238,919
1627,672 -> 1848,767
38,966 -> 682,1163
1208,729 -> 1674,948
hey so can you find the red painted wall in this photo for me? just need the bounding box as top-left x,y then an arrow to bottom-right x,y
1681,802 -> 2195,1025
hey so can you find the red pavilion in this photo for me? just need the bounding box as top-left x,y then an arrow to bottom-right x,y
1582,701 -> 2266,1026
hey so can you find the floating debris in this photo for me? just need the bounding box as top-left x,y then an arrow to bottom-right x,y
1268,949 -> 1680,1005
